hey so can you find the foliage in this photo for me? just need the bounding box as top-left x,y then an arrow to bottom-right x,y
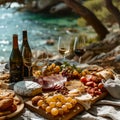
84,0 -> 103,11
77,0 -> 120,26
69,32 -> 99,54
76,33 -> 99,45
77,17 -> 87,27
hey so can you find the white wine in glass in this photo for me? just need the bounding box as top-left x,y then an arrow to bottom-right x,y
58,36 -> 70,60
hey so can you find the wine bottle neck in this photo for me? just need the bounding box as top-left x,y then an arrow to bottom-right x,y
23,30 -> 28,42
13,34 -> 19,49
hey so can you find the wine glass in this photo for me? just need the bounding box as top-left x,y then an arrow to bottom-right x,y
32,46 -> 48,77
73,36 -> 86,63
58,36 -> 70,60
22,46 -> 48,79
23,57 -> 32,79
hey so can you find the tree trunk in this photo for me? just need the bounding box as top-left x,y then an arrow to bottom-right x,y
105,0 -> 120,27
63,0 -> 109,40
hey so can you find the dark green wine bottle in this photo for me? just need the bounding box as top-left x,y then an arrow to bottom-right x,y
21,30 -> 32,77
9,34 -> 23,83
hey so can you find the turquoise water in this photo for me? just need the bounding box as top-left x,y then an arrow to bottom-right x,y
0,6 -> 80,62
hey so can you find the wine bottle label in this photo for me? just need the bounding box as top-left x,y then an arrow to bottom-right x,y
10,63 -> 23,82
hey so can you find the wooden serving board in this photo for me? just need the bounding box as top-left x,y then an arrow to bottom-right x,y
25,92 -> 107,120
0,95 -> 24,120
92,92 -> 107,103
25,101 -> 84,120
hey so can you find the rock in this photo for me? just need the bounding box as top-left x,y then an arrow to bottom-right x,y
77,32 -> 120,73
46,39 -> 55,45
114,54 -> 120,62
108,45 -> 120,56
87,53 -> 106,64
103,32 -> 120,44
35,0 -> 58,10
65,28 -> 79,35
49,3 -> 69,14
81,51 -> 94,63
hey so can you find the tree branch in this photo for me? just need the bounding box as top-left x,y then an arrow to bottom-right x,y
63,0 -> 109,40
105,0 -> 120,27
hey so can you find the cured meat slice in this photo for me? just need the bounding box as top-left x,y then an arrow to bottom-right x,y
35,74 -> 67,90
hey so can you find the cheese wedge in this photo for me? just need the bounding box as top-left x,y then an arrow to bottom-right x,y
14,81 -> 42,97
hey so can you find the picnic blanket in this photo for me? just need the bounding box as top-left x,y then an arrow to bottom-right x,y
73,95 -> 120,120
1,62 -> 120,120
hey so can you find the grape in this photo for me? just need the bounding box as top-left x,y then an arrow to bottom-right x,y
62,105 -> 68,112
49,102 -> 56,108
71,99 -> 77,106
37,100 -> 44,107
51,108 -> 59,116
61,64 -> 81,80
53,94 -> 58,100
65,97 -> 72,102
54,66 -> 60,73
46,106 -> 51,113
46,96 -> 55,103
46,96 -> 52,103
60,97 -> 66,104
57,93 -> 63,99
56,101 -> 62,107
65,102 -> 72,109
41,103 -> 47,110
51,63 -> 56,68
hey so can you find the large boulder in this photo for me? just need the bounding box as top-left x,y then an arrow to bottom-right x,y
49,3 -> 70,14
36,0 -> 58,10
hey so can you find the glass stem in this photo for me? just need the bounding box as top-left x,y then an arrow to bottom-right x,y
28,67 -> 31,78
79,57 -> 81,64
63,55 -> 66,60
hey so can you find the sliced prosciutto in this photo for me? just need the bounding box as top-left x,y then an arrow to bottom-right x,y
34,74 -> 67,90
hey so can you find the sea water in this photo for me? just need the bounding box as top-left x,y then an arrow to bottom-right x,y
0,5 -> 80,62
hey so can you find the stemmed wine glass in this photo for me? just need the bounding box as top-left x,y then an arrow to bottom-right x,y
73,36 -> 86,63
22,46 -> 48,79
58,36 -> 70,60
32,46 -> 48,75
